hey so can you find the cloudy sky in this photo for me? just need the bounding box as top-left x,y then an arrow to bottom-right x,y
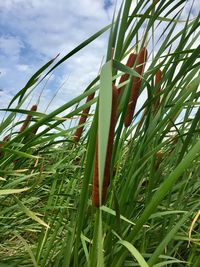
0,0 -> 199,118
0,0 -> 117,114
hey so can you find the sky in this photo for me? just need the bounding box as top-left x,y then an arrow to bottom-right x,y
0,0 -> 117,115
0,0 -> 199,120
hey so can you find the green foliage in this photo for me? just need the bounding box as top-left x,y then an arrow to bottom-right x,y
0,0 -> 200,266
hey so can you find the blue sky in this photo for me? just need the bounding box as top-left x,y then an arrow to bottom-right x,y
0,0 -> 116,115
0,0 -> 199,119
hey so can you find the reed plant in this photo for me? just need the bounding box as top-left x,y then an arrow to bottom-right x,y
0,0 -> 200,266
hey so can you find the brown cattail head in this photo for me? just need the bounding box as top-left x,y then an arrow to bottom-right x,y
155,150 -> 163,170
136,107 -> 147,132
171,135 -> 178,145
0,135 -> 11,157
168,135 -> 178,156
0,142 -> 4,157
124,47 -> 148,128
26,125 -> 39,141
74,92 -> 95,142
19,105 -> 37,133
92,84 -> 118,207
153,69 -> 162,116
31,127 -> 38,135
3,134 -> 10,142
118,53 -> 137,96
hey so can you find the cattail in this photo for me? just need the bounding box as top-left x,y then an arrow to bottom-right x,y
0,135 -> 10,157
25,125 -> 39,142
124,47 -> 148,128
155,150 -> 163,170
19,105 -> 37,133
24,117 -> 40,143
31,127 -> 39,135
0,142 -> 4,157
92,84 -> 118,207
168,135 -> 178,156
153,69 -> 162,116
171,135 -> 178,145
136,107 -> 147,132
3,134 -> 10,142
74,92 -> 95,142
118,53 -> 137,96
155,136 -> 178,171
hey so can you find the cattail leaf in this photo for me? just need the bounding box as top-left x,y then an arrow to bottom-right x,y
46,24 -> 111,76
117,240 -> 149,267
0,187 -> 29,195
14,196 -> 49,228
5,86 -> 98,149
15,233 -> 38,267
113,59 -> 143,79
101,206 -> 150,228
0,108 -> 39,116
153,260 -> 186,267
3,148 -> 40,159
148,208 -> 197,266
115,137 -> 200,266
98,60 -> 113,205
8,54 -> 59,107
114,0 -> 132,61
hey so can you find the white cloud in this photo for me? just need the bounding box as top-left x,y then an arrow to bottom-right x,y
0,36 -> 24,59
0,0 -> 114,114
0,68 -> 7,77
16,64 -> 30,72
0,0 -> 111,57
0,0 -> 198,129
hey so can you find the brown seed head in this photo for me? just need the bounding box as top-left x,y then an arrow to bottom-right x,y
124,47 -> 148,128
74,92 -> 95,142
20,105 -> 37,133
118,53 -> 137,96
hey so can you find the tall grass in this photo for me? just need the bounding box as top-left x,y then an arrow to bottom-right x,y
0,0 -> 200,266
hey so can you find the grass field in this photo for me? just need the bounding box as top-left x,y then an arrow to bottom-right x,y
0,0 -> 200,266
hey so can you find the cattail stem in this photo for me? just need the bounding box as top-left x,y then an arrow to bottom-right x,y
92,84 -> 118,207
74,92 -> 95,142
124,47 -> 148,128
19,105 -> 37,133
